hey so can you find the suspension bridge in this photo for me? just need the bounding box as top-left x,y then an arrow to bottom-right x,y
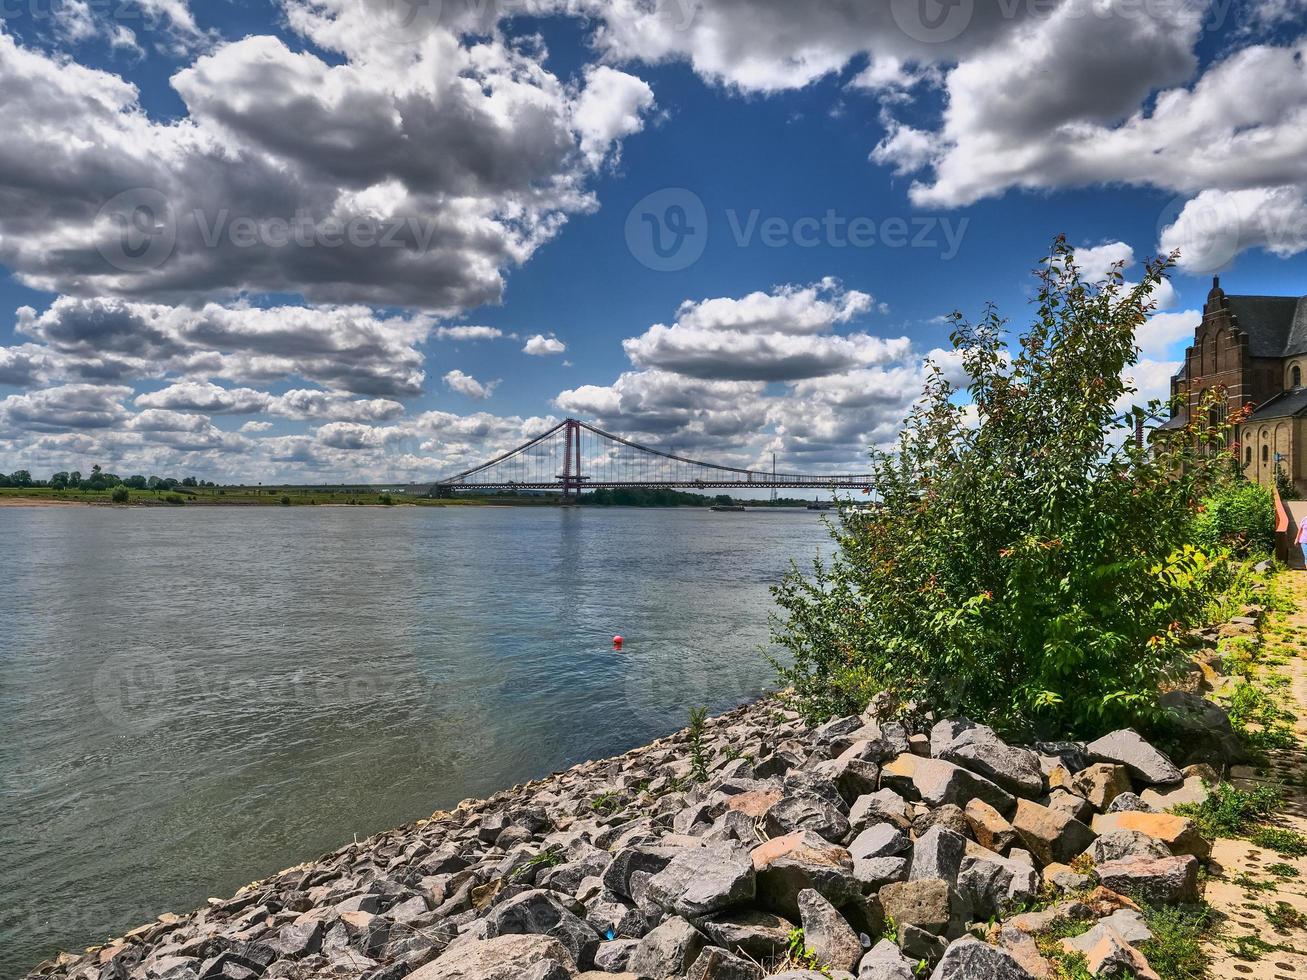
412,419 -> 873,500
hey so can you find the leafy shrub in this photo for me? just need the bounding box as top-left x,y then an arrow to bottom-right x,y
1192,480 -> 1275,557
164,493 -> 185,505
280,495 -> 291,506
379,493 -> 395,505
771,239 -> 1238,738
110,486 -> 129,503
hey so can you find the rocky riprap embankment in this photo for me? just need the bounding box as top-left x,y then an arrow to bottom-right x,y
27,692 -> 1229,980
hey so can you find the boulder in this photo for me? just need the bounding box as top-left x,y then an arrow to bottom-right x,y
956,851 -> 1040,918
1085,731 -> 1183,786
912,804 -> 970,840
928,937 -> 1036,980
1139,776 -> 1210,811
484,890 -> 601,969
646,842 -> 756,918
628,917 -> 708,980
602,848 -> 678,900
751,831 -> 859,917
1042,790 -> 1094,826
853,857 -> 909,889
857,940 -> 916,980
938,726 -> 1044,798
686,946 -> 763,980
1157,691 -> 1246,768
1106,793 -> 1153,814
697,909 -> 794,959
1040,863 -> 1089,895
878,879 -> 952,935
964,800 -> 1018,855
1011,799 -> 1096,866
815,757 -> 881,804
1061,925 -> 1158,980
408,935 -> 575,980
592,941 -> 639,974
1088,830 -> 1172,865
909,826 -> 967,884
848,824 -> 911,861
763,793 -> 852,844
1092,855 -> 1200,905
797,889 -> 863,974
930,720 -> 977,759
1089,812 -> 1210,860
1070,764 -> 1132,812
849,790 -> 912,831
911,759 -> 1016,817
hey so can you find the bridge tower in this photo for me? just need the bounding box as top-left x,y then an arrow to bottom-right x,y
558,418 -> 585,503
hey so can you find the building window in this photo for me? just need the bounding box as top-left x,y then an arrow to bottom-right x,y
1263,444 -> 1270,463
1246,445 -> 1253,466
1294,364 -> 1302,388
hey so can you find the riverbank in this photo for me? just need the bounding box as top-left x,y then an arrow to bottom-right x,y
24,572 -> 1303,980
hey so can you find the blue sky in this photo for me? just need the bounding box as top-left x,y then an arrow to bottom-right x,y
1,0 -> 1306,482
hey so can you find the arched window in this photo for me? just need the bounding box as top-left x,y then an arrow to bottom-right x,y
1246,445 -> 1253,466
1263,444 -> 1270,463
1294,364 -> 1302,388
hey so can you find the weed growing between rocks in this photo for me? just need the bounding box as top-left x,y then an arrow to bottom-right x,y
1172,782 -> 1281,838
1136,903 -> 1215,979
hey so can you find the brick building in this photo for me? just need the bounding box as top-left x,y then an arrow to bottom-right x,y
1156,277 -> 1307,495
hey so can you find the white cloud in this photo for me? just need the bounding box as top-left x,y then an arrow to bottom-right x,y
434,326 -> 505,342
240,420 -> 273,433
572,65 -> 656,168
523,334 -> 567,356
443,370 -> 499,400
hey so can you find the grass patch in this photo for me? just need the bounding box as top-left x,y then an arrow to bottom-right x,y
588,791 -> 624,816
1173,782 -> 1280,838
1137,904 -> 1215,980
1229,934 -> 1277,960
1262,901 -> 1307,933
1267,862 -> 1300,878
1250,826 -> 1307,857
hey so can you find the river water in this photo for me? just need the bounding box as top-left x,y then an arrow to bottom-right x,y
0,505 -> 831,975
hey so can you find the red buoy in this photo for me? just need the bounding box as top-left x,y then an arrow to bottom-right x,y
612,635 -> 624,648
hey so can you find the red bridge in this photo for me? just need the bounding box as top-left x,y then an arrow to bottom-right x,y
418,419 -> 873,500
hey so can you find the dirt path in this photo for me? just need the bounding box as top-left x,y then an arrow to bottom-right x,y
1205,570 -> 1307,978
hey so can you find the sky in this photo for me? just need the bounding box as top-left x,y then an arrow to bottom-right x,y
1,0 -> 1307,484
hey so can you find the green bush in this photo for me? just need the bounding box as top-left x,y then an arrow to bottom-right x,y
280,495 -> 291,506
110,486 -> 129,504
164,493 -> 185,505
771,239 -> 1238,738
379,493 -> 395,505
1191,480 -> 1274,557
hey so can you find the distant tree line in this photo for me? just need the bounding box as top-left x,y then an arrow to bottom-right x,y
0,464 -> 216,491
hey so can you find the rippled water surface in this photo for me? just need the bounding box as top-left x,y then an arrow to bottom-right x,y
0,505 -> 831,975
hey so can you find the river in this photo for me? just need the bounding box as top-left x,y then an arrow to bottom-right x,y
0,505 -> 831,975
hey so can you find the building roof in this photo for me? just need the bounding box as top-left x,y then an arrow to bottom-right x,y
1154,411 -> 1189,433
1247,387 -> 1307,422
1225,294 -> 1307,357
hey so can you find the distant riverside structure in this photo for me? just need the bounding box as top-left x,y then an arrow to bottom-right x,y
1157,276 -> 1307,495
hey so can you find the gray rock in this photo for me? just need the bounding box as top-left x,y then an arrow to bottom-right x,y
484,890 -> 601,969
1033,741 -> 1090,774
858,940 -> 915,980
928,936 -> 1036,980
1085,730 -> 1183,786
1157,690 -> 1247,768
956,852 -> 1040,919
912,759 -> 1016,818
816,716 -> 866,743
407,935 -> 575,980
938,726 -> 1044,798
628,917 -> 709,980
646,841 -> 756,918
1092,854 -> 1200,904
584,889 -> 648,941
814,757 -> 881,804
697,909 -> 795,959
878,879 -> 952,935
853,857 -> 909,889
848,823 -> 911,860
897,924 -> 947,965
910,825 -> 967,884
1089,830 -> 1172,864
930,720 -> 977,759
764,793 -> 852,843
1061,910 -> 1152,952
686,945 -> 763,980
912,804 -> 970,840
797,888 -> 863,974
593,939 -> 640,973
1106,792 -> 1154,814
849,790 -> 912,831
751,830 -> 860,917
602,847 -> 677,900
